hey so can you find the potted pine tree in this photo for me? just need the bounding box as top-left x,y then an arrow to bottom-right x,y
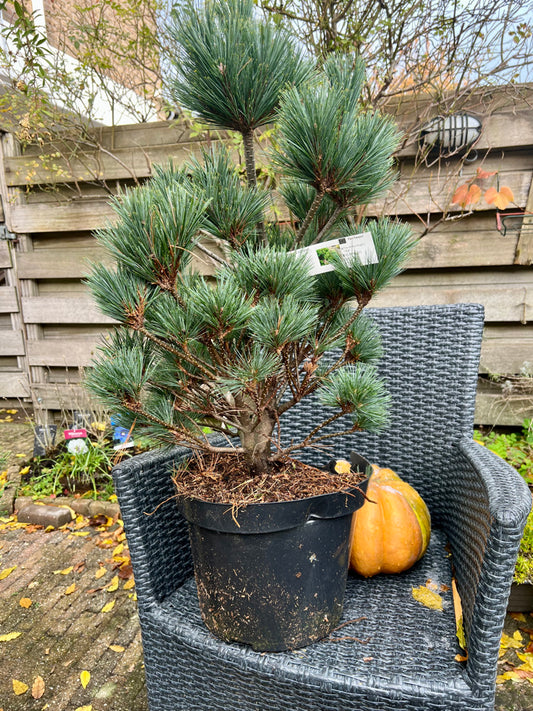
86,0 -> 416,652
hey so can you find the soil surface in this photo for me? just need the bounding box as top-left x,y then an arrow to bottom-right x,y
174,452 -> 367,504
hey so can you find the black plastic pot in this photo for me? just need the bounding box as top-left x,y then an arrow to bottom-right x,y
176,460 -> 370,652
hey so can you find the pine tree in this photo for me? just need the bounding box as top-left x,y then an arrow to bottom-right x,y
86,0 -> 417,481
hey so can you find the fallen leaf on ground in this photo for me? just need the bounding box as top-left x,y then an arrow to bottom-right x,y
95,566 -> 106,579
73,561 -> 86,573
118,564 -> 133,580
80,670 -> 90,689
108,644 -> 125,653
12,679 -> 28,695
516,652 -> 533,672
64,583 -> 76,595
511,613 -> 527,623
112,543 -> 124,557
0,566 -> 17,580
53,566 -> 73,575
107,575 -> 119,592
19,466 -> 30,475
101,600 -> 115,613
31,676 -> 45,699
0,632 -> 21,642
74,706 -> 92,711
71,531 -> 90,537
19,598 -> 32,608
123,578 -> 135,590
412,585 -> 443,611
455,654 -> 468,662
500,631 -> 523,650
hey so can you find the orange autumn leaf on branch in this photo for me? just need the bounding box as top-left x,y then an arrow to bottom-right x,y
484,186 -> 514,210
452,183 -> 482,208
476,167 -> 497,180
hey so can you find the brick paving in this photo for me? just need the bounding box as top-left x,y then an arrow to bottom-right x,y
0,515 -> 148,711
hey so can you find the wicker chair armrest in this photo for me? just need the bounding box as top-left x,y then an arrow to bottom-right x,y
444,438 -> 531,697
113,446 -> 194,610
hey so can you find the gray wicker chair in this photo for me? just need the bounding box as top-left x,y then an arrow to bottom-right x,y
113,303 -> 531,711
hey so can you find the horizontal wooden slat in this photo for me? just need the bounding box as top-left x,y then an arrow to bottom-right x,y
371,269 -> 533,322
480,326 -> 533,375
4,141 -> 207,187
368,168 -> 532,217
0,242 -> 11,268
10,200 -> 117,234
21,296 -> 117,324
30,383 -> 89,410
475,382 -> 533,426
0,329 -> 25,356
16,248 -> 111,279
0,287 -> 18,313
0,371 -> 30,398
408,228 -> 518,269
27,337 -> 104,367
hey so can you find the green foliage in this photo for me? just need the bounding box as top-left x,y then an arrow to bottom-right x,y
474,420 -> 533,486
474,420 -> 533,583
167,0 -> 311,133
19,440 -> 116,501
86,0 -> 417,473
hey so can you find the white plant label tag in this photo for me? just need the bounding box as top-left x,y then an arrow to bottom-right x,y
293,232 -> 378,275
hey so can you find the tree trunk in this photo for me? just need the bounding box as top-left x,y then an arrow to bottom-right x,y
238,410 -> 276,474
241,127 -> 267,244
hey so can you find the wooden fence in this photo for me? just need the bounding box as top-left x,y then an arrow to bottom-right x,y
0,88 -> 532,426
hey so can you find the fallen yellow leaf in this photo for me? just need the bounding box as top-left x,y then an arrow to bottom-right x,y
511,612 -> 527,623
74,706 -> 92,711
80,670 -> 90,689
19,466 -> 30,475
123,578 -> 135,590
54,566 -> 73,575
112,543 -> 124,557
95,566 -> 106,579
455,653 -> 468,662
12,679 -> 28,695
0,632 -> 21,642
64,583 -> 76,595
6,409 -> 17,414
108,644 -> 125,653
19,598 -> 32,608
107,575 -> 119,592
31,675 -> 45,699
411,585 -> 443,611
500,631 -> 523,650
0,566 -> 17,580
71,531 -> 90,537
101,600 -> 115,613
517,652 -> 533,672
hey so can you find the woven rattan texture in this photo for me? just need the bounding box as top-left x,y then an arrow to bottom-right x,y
112,304 -> 532,711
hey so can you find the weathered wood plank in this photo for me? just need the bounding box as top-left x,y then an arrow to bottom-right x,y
10,200 -> 117,234
0,242 -> 11,268
4,140 -> 210,187
475,382 -> 533,426
0,371 -> 30,398
481,326 -> 533,375
514,172 -> 533,266
408,227 -> 518,269
27,338 -> 104,367
21,297 -> 117,324
371,269 -> 533,322
16,248 -> 111,279
0,287 -> 18,313
0,330 -> 25,356
30,383 -> 89,410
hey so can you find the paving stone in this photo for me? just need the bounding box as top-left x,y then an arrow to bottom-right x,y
17,502 -> 74,528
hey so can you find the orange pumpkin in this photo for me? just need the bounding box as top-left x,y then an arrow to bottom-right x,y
350,465 -> 431,577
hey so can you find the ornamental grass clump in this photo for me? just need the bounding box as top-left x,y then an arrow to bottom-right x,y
86,0 -> 417,503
